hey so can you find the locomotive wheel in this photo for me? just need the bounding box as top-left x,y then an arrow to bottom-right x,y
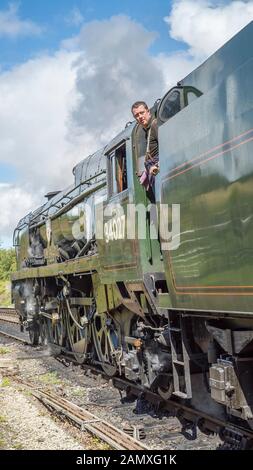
92,312 -> 119,376
39,317 -> 50,346
39,314 -> 65,348
52,309 -> 65,347
29,321 -> 39,345
65,300 -> 90,364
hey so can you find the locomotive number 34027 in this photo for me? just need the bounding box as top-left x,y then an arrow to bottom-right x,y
104,215 -> 126,243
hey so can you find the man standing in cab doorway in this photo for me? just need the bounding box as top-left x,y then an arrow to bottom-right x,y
131,101 -> 159,194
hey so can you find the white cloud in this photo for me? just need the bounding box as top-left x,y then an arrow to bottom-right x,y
155,50 -> 200,90
2,6 -> 253,245
0,3 -> 42,38
0,48 -> 85,240
65,7 -> 84,27
0,49 -> 79,191
0,184 -> 35,241
165,0 -> 253,60
0,15 -> 166,244
70,15 -> 166,146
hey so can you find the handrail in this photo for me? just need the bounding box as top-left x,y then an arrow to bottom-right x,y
30,178 -> 106,230
13,170 -> 107,239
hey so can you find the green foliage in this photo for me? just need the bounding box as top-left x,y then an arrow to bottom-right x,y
12,443 -> 23,450
38,372 -> 61,385
1,377 -> 11,387
91,436 -> 111,450
0,247 -> 16,305
0,280 -> 11,306
0,248 -> 16,281
0,347 -> 9,355
0,433 -> 6,449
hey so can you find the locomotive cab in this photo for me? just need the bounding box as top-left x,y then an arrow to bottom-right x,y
157,84 -> 202,125
97,84 -> 203,306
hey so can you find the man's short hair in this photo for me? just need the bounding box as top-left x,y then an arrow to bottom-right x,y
131,101 -> 149,113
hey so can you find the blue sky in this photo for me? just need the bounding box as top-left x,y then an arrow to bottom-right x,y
0,0 -> 182,70
0,0 -> 253,246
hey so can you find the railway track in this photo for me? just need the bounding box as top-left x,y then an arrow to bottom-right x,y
34,389 -> 149,450
13,378 -> 149,451
0,307 -> 19,325
0,307 -> 28,343
0,330 -> 28,344
0,307 -> 17,315
1,310 -> 252,449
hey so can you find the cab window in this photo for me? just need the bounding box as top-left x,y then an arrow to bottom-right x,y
108,142 -> 128,196
159,90 -> 181,123
158,86 -> 203,124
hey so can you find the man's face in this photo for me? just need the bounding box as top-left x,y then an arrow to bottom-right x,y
132,105 -> 151,128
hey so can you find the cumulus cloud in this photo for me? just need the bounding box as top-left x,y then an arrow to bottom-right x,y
154,50 -> 200,90
0,49 -> 79,190
165,0 -> 253,60
0,3 -> 42,38
0,15 -> 166,242
1,6 -> 253,245
0,184 -> 36,242
70,15 -> 166,147
0,48 -> 82,240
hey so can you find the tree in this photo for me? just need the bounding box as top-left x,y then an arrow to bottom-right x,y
0,248 -> 16,280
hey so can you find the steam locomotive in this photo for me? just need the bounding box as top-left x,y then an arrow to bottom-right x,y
11,22 -> 253,447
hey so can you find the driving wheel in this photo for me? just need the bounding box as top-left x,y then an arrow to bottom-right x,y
92,311 -> 119,376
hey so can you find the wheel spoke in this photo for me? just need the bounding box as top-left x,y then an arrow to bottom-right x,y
92,312 -> 119,376
65,300 -> 90,364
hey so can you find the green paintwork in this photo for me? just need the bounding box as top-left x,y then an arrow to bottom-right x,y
158,21 -> 253,313
11,253 -> 100,281
12,23 -> 253,318
157,293 -> 172,309
93,125 -> 164,284
12,120 -> 164,297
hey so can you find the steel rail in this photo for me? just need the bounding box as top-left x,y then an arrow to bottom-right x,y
14,378 -> 149,451
0,307 -> 17,315
3,309 -> 253,448
34,390 -> 149,450
0,315 -> 19,325
0,308 -> 19,325
111,377 -> 253,447
0,329 -> 28,344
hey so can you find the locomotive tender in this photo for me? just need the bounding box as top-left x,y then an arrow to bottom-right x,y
11,22 -> 253,445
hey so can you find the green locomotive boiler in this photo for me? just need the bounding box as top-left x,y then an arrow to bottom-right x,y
11,22 -> 253,447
